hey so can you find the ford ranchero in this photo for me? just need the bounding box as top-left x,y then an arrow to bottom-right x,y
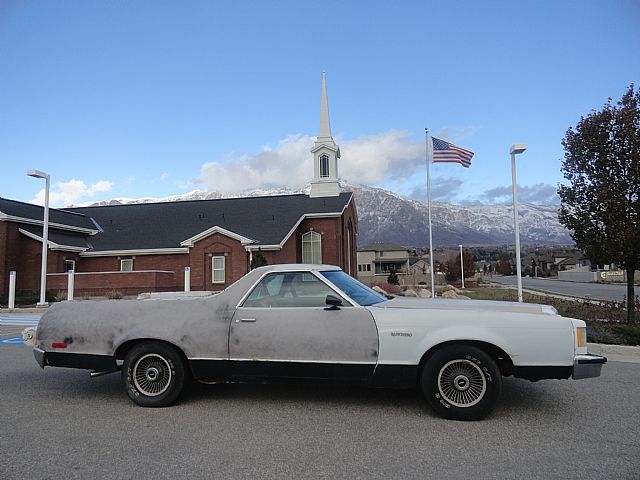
27,264 -> 606,420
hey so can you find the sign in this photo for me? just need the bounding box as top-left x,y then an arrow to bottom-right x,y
600,271 -> 624,280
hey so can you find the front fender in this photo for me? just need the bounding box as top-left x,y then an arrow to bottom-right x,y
371,307 -> 575,367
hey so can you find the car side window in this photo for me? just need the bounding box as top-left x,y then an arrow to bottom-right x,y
242,272 -> 349,308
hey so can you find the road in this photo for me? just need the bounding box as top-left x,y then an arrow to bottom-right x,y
1,345 -> 638,480
487,275 -> 639,302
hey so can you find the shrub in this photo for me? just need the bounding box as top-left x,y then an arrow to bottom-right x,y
106,290 -> 123,300
0,289 -> 57,307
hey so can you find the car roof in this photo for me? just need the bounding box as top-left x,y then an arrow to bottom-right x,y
253,264 -> 343,273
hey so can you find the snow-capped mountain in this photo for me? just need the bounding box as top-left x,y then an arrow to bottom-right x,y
349,184 -> 571,246
81,183 -> 573,246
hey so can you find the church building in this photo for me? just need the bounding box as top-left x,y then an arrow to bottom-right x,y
0,74 -> 357,298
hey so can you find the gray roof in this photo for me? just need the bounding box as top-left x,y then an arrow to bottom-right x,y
0,197 -> 96,231
357,242 -> 407,252
18,224 -> 92,250
68,193 -> 353,251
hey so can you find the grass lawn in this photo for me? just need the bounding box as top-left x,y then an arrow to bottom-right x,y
461,286 -> 640,346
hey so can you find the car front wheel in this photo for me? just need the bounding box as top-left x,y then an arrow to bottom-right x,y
421,345 -> 502,421
122,341 -> 186,407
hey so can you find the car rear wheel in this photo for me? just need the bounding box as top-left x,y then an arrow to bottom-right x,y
421,345 -> 501,421
122,342 -> 186,407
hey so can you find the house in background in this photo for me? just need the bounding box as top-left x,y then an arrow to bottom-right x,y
408,256 -> 431,284
356,242 -> 409,285
0,74 -> 357,298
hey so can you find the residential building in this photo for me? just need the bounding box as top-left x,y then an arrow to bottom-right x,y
357,242 -> 409,284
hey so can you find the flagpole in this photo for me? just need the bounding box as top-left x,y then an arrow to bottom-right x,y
425,128 -> 436,297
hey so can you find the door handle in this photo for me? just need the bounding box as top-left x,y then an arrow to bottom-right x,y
237,318 -> 256,323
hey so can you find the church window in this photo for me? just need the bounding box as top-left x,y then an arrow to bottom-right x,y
320,154 -> 330,178
212,256 -> 226,284
302,231 -> 322,264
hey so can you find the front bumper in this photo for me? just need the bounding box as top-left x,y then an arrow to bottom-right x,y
573,353 -> 607,379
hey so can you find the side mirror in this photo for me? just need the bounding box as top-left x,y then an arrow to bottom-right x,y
324,295 -> 343,310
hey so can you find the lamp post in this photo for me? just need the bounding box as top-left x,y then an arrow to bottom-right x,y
27,169 -> 50,307
458,244 -> 465,289
509,144 -> 527,302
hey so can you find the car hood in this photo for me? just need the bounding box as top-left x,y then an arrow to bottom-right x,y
373,296 -> 558,316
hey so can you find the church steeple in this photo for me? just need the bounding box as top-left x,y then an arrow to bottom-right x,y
319,71 -> 332,139
310,71 -> 341,198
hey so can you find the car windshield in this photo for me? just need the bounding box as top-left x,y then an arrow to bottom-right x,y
319,270 -> 387,306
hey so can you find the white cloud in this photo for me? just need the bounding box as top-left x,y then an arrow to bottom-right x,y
409,177 -> 465,203
195,130 -> 424,193
435,126 -> 480,143
90,180 -> 113,192
30,179 -> 114,207
477,183 -> 559,204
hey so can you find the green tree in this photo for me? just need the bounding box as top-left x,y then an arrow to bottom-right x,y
250,247 -> 268,270
558,85 -> 640,324
387,269 -> 399,285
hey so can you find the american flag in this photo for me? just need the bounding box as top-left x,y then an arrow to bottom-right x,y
430,136 -> 474,168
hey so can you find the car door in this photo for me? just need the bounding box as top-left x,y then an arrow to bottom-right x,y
229,270 -> 379,382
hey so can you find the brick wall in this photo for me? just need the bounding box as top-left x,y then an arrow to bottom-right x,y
189,233 -> 248,290
0,222 -> 8,293
47,270 -> 177,297
14,232 -> 67,292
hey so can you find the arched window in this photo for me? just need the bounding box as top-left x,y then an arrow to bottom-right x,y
302,231 -> 322,264
319,154 -> 330,178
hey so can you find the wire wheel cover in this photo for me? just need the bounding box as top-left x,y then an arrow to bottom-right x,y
437,359 -> 487,407
133,353 -> 173,397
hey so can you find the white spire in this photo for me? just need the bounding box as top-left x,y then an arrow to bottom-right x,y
309,71 -> 340,198
319,71 -> 332,139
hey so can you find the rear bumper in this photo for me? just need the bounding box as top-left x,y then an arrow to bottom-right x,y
33,347 -> 116,372
573,353 -> 607,380
34,347 -> 46,369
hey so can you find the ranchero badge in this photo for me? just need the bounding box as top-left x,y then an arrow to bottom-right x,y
391,331 -> 412,337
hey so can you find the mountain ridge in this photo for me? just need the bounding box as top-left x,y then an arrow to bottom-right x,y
77,183 -> 573,247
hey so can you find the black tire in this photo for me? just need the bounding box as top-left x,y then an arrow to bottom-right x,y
421,345 -> 502,421
122,341 -> 186,407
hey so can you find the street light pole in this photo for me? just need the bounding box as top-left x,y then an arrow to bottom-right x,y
459,244 -> 465,289
509,145 -> 526,303
27,169 -> 51,307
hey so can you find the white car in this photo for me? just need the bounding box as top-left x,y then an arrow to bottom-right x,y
30,264 -> 606,420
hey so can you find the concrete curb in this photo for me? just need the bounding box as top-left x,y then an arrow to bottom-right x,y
486,282 -> 607,304
588,342 -> 640,363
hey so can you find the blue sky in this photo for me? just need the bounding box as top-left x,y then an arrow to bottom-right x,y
1,1 -> 638,208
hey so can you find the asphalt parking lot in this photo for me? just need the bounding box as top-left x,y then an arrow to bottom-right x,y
1,345 -> 638,480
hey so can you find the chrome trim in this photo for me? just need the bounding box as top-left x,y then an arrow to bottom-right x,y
187,357 -> 376,365
89,369 -> 119,378
33,347 -> 46,369
188,357 -> 228,361
573,353 -> 607,380
234,268 -> 357,309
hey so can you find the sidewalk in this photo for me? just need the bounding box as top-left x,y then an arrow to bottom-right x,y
588,343 -> 640,364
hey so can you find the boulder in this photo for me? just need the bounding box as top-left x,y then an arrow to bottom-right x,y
372,285 -> 388,296
404,289 -> 418,297
417,289 -> 432,298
